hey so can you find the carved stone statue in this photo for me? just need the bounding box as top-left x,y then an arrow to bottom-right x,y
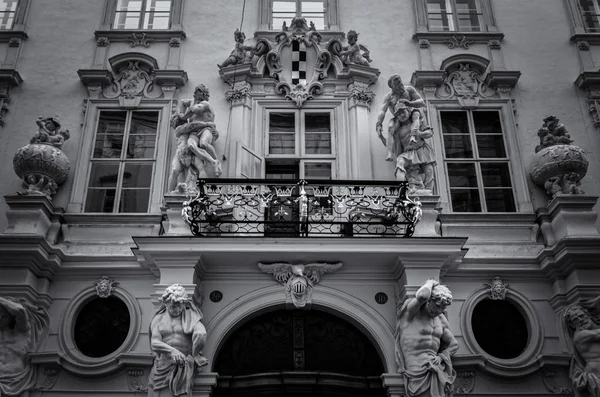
563,297 -> 600,397
217,29 -> 256,69
13,115 -> 71,198
168,84 -> 222,193
376,75 -> 435,195
149,284 -> 208,397
93,276 -> 118,298
483,276 -> 509,300
339,30 -> 372,66
395,279 -> 458,397
0,296 -> 50,397
258,262 -> 342,308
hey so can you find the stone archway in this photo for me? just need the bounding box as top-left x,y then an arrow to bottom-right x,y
212,308 -> 386,397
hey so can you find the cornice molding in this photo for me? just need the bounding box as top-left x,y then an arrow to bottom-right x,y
575,71 -> 600,89
0,30 -> 28,42
94,29 -> 186,43
571,32 -> 600,45
413,31 -> 504,45
0,69 -> 23,86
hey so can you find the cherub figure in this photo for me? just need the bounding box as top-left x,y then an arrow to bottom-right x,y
218,29 -> 256,69
340,30 -> 371,66
31,116 -> 70,149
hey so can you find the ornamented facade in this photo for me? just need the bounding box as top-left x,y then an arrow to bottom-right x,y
0,1 -> 600,397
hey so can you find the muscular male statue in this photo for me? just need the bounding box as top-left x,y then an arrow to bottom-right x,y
149,285 -> 208,397
564,297 -> 600,397
168,84 -> 222,193
396,279 -> 458,397
0,296 -> 49,397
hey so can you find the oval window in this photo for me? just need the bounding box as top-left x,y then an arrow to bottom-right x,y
74,296 -> 131,358
471,299 -> 528,359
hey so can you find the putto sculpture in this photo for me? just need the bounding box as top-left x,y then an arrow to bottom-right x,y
563,297 -> 600,397
0,296 -> 50,397
530,116 -> 588,199
339,30 -> 372,66
395,279 -> 458,397
168,84 -> 222,193
149,284 -> 208,397
258,262 -> 342,308
217,29 -> 256,69
376,75 -> 435,195
13,115 -> 71,197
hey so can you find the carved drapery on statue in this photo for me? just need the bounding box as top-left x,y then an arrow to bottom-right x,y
12,115 -> 70,198
563,296 -> 600,397
258,262 -> 342,308
218,18 -> 379,109
395,280 -> 458,397
529,116 -> 589,199
0,296 -> 50,397
149,284 -> 208,397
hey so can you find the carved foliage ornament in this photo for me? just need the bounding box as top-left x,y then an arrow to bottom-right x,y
436,63 -> 496,107
349,82 -> 375,107
258,262 -> 342,308
103,61 -> 162,100
93,276 -> 118,298
483,277 -> 509,300
225,81 -> 252,104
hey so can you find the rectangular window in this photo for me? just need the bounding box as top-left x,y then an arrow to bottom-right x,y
440,110 -> 516,212
579,0 -> 600,32
113,0 -> 172,30
84,110 -> 159,213
0,0 -> 18,30
272,0 -> 326,30
267,109 -> 334,158
426,0 -> 483,32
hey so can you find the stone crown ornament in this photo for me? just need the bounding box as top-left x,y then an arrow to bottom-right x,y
13,115 -> 71,198
529,115 -> 588,199
258,262 -> 342,308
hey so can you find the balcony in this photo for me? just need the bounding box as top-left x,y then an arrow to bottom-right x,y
182,179 -> 422,238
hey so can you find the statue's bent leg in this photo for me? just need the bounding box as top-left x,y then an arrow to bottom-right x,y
168,156 -> 184,192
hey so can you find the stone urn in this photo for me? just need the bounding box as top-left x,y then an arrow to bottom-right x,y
529,116 -> 588,198
13,116 -> 71,198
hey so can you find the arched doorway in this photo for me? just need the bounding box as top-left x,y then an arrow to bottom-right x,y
213,308 -> 386,397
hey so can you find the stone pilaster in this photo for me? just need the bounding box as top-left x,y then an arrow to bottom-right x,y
348,81 -> 375,179
224,81 -> 253,177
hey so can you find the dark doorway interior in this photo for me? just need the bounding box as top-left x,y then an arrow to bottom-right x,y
213,309 -> 386,397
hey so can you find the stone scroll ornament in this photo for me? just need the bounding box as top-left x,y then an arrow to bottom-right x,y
529,116 -> 589,199
563,296 -> 600,397
149,284 -> 208,397
258,262 -> 342,308
13,116 -> 70,198
0,296 -> 50,397
395,279 -> 458,397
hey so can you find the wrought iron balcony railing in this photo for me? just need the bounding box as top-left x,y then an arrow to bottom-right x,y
182,179 -> 422,237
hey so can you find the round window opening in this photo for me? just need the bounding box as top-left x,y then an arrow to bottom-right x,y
74,296 -> 131,358
471,299 -> 528,360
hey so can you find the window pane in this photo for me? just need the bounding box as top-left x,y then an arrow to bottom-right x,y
450,189 -> 482,212
119,189 -> 150,213
441,111 -> 469,134
447,163 -> 478,188
456,0 -> 482,31
481,163 -> 512,187
88,163 -> 120,187
114,0 -> 142,29
122,163 -> 153,188
269,133 -> 295,154
304,163 -> 332,179
301,1 -> 324,13
305,113 -> 330,132
305,133 -> 331,154
427,0 -> 453,31
127,112 -> 158,158
143,13 -> 170,29
0,0 -> 16,30
443,135 -> 473,158
273,1 -> 297,12
145,0 -> 171,12
269,112 -> 296,132
94,112 -> 127,158
473,111 -> 501,134
476,135 -> 506,158
85,189 -> 117,212
116,0 -> 142,11
0,0 -> 17,12
301,1 -> 325,29
580,0 -> 600,32
484,189 -> 516,212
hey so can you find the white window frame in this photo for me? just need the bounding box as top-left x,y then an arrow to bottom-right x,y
425,0 -> 484,32
68,101 -> 171,214
112,0 -> 173,30
427,101 -> 531,213
413,0 -> 497,33
259,0 -> 339,31
99,0 -> 184,31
